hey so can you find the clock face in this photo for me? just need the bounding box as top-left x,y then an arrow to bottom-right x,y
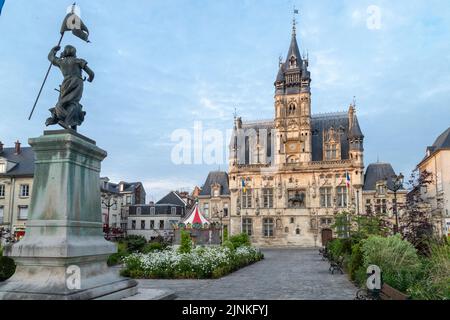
287,142 -> 298,153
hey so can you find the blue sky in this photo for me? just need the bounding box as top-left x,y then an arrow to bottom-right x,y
0,0 -> 449,201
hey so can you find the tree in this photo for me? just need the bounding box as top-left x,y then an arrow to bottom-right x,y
401,169 -> 435,256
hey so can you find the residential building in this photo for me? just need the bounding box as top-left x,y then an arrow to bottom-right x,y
417,127 -> 450,237
228,21 -> 365,247
127,191 -> 188,241
118,181 -> 146,233
0,141 -> 34,241
198,171 -> 231,235
100,177 -> 122,229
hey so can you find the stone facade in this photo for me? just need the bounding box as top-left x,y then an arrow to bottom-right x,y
198,171 -> 231,237
362,162 -> 407,228
0,141 -> 34,241
417,127 -> 450,237
228,24 -> 365,247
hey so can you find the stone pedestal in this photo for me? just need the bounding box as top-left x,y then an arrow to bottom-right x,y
0,130 -> 137,300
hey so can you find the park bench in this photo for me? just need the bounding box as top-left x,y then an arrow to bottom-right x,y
355,283 -> 410,300
319,247 -> 330,261
329,256 -> 344,274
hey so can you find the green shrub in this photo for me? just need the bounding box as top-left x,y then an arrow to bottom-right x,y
408,243 -> 450,300
124,235 -> 147,253
107,252 -> 124,266
222,240 -> 235,251
223,227 -> 229,241
229,233 -> 250,249
178,230 -> 192,254
142,242 -> 166,254
348,242 -> 364,281
327,238 -> 352,261
0,256 -> 16,281
361,234 -> 421,293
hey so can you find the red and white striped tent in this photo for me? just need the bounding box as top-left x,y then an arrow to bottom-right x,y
182,204 -> 210,225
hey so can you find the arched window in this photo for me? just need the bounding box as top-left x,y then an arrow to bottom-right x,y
296,228 -> 300,235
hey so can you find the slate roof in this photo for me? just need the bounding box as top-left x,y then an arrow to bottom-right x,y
349,115 -> 364,139
311,112 -> 350,161
428,127 -> 450,153
284,29 -> 302,66
119,182 -> 142,193
199,171 -> 230,196
101,180 -> 120,194
156,191 -> 186,207
0,147 -> 35,177
363,162 -> 401,191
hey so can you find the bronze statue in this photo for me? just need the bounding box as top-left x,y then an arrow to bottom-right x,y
45,45 -> 94,130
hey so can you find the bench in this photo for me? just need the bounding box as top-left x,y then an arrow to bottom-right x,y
355,284 -> 409,300
329,256 -> 344,274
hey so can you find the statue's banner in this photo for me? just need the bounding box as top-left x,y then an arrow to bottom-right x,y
60,10 -> 90,42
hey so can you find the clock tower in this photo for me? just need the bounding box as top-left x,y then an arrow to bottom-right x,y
274,18 -> 312,166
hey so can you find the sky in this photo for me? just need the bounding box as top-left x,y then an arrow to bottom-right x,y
0,0 -> 449,201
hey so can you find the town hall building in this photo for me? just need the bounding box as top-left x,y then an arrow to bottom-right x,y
228,21 -> 365,247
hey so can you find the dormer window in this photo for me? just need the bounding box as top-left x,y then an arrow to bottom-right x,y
289,55 -> 297,68
0,162 -> 5,173
323,127 -> 341,161
376,181 -> 387,195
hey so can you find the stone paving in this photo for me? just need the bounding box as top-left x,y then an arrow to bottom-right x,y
137,248 -> 357,300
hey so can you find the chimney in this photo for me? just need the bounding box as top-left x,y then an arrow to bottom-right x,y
0,141 -> 3,154
14,140 -> 21,154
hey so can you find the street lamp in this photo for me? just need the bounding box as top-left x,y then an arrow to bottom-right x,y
391,173 -> 404,234
102,194 -> 118,238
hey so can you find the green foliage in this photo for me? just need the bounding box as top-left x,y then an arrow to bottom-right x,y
332,212 -> 351,238
327,238 -> 352,261
178,230 -> 192,254
0,256 -> 16,281
124,235 -> 147,253
223,226 -> 229,241
142,242 -> 167,254
222,240 -> 235,251
348,242 -> 364,282
361,234 -> 421,292
107,240 -> 130,266
228,233 -> 251,249
408,243 -> 450,300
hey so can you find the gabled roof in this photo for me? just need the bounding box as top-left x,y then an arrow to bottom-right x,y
156,191 -> 186,207
0,147 -> 35,177
363,162 -> 401,191
199,171 -> 230,196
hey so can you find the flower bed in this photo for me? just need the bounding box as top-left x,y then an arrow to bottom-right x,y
121,246 -> 264,279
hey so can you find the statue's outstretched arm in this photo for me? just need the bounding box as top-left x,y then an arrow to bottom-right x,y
83,65 -> 95,83
48,46 -> 61,67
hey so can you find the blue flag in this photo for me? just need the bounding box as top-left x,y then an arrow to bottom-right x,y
0,0 -> 5,15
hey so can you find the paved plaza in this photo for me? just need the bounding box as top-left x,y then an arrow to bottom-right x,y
137,248 -> 357,300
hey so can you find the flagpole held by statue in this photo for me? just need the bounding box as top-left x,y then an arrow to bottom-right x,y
27,3 -> 91,132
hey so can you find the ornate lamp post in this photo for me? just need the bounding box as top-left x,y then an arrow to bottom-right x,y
102,194 -> 118,237
391,173 -> 404,234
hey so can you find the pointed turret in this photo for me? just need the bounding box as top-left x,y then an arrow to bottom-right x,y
274,17 -> 311,95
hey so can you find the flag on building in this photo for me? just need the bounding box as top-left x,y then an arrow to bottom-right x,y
346,171 -> 351,188
0,0 -> 5,15
60,4 -> 90,42
241,178 -> 247,193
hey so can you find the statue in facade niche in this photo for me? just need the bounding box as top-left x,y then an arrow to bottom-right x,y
45,45 -> 95,130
